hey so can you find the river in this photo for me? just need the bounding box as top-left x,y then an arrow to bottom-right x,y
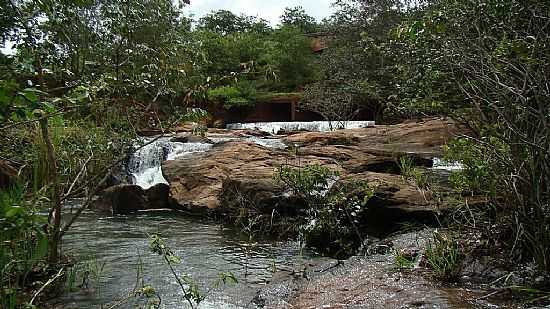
58,207 -> 321,308
55,120 -> 468,308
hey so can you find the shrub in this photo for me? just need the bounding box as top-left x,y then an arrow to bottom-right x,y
398,156 -> 430,190
274,164 -> 375,257
207,81 -> 257,109
425,231 -> 463,281
443,138 -> 502,196
274,163 -> 339,207
0,186 -> 48,307
304,180 -> 374,257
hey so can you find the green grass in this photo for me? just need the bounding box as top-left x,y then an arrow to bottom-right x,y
425,231 -> 463,281
398,156 -> 430,190
393,249 -> 416,270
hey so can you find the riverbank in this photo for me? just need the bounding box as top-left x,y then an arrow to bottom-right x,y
81,118 -> 549,308
254,229 -> 532,308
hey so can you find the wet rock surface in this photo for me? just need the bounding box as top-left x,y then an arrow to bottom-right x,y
170,134 -> 213,144
163,141 -> 340,211
92,183 -> 172,214
253,230 -> 495,309
92,184 -> 148,214
162,118 -> 463,223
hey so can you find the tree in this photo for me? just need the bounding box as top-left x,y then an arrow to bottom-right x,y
270,26 -> 319,90
279,6 -> 318,33
308,0 -> 411,122
302,80 -> 364,128
393,0 -> 550,274
197,10 -> 272,35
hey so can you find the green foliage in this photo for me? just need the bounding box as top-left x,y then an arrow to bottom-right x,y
398,156 -> 430,190
326,0 -> 550,276
196,24 -> 318,93
302,80 -> 365,125
393,249 -> 416,270
0,186 -> 48,308
304,180 -> 375,257
197,10 -> 271,35
275,164 -> 375,257
443,138 -> 500,196
309,0 -> 410,122
207,81 -> 257,109
425,231 -> 463,282
274,163 -> 339,206
279,6 -> 318,33
1,118 -> 131,195
271,26 -> 319,90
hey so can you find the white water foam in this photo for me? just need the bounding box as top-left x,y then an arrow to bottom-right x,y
128,138 -> 213,189
226,121 -> 375,134
210,136 -> 287,149
166,142 -> 213,160
128,135 -> 286,189
432,157 -> 463,171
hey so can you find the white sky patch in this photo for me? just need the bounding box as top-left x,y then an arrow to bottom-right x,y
186,0 -> 336,25
1,41 -> 16,56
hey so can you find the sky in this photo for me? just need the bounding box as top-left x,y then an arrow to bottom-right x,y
1,1 -> 336,54
185,0 -> 336,25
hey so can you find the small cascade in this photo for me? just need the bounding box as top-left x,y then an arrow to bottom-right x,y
127,135 -> 286,190
210,136 -> 287,149
166,142 -> 213,160
127,137 -> 213,189
432,157 -> 463,171
226,121 -> 375,134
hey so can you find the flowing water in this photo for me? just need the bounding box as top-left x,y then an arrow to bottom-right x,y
127,136 -> 286,190
226,121 -> 375,134
432,157 -> 463,171
57,132 -> 311,308
127,138 -> 214,189
59,126 -> 472,308
59,209 -> 320,308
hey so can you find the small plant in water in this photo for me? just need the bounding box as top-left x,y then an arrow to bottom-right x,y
148,234 -> 237,308
425,231 -> 463,281
393,249 -> 416,270
398,156 -> 430,191
64,256 -> 107,299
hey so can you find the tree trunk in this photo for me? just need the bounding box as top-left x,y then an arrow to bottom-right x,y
40,118 -> 62,264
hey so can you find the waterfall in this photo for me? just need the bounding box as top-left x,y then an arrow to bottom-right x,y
127,137 -> 213,189
127,135 -> 287,189
226,121 -> 375,134
210,136 -> 287,149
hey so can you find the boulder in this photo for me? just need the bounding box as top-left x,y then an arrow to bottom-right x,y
162,118 -> 467,225
219,178 -> 307,217
338,172 -> 442,235
233,129 -> 272,137
136,129 -> 162,137
145,183 -> 170,210
92,183 -> 174,214
285,117 -> 464,155
163,141 -> 340,212
92,184 -> 148,215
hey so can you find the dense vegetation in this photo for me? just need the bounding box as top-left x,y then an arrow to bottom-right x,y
1,0 -> 549,307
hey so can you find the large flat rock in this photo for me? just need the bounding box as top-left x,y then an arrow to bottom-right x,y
162,141 -> 340,211
162,118 -> 465,220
